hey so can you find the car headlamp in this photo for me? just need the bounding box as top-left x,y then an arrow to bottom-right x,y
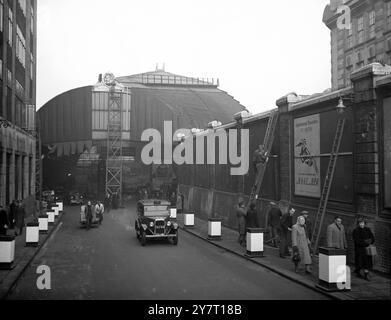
149,222 -> 154,228
167,221 -> 172,227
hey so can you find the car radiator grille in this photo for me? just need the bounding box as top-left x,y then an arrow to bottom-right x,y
155,220 -> 165,235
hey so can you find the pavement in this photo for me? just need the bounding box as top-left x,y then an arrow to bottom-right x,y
177,214 -> 391,300
0,208 -> 65,299
1,203 -> 329,300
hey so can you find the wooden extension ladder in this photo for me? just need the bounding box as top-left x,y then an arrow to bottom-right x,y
311,118 -> 346,252
247,110 -> 279,208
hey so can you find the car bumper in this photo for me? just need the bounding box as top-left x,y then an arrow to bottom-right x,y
145,234 -> 177,239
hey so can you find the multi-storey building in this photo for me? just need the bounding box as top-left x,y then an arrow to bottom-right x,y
324,0 -> 391,90
0,0 -> 37,209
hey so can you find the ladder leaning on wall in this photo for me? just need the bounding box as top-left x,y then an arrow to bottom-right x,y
247,110 -> 279,208
311,117 -> 346,253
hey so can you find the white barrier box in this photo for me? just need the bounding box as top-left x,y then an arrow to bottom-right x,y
170,207 -> 177,219
184,212 -> 195,228
47,211 -> 55,225
53,207 -> 60,218
56,202 -> 64,212
26,222 -> 40,247
39,215 -> 49,234
245,228 -> 265,258
0,236 -> 15,270
208,218 -> 222,241
317,247 -> 350,292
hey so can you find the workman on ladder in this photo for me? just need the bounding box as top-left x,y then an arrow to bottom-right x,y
252,144 -> 269,175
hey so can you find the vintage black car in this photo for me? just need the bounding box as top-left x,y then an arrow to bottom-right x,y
135,199 -> 178,246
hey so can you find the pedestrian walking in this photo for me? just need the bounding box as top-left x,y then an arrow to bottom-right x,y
95,201 -> 104,225
14,201 -> 26,236
235,198 -> 247,247
279,201 -> 294,258
104,193 -> 111,214
85,201 -> 93,230
267,202 -> 282,247
9,200 -> 16,229
292,215 -> 312,274
246,202 -> 259,229
326,216 -> 347,250
0,205 -> 9,236
169,192 -> 177,207
352,217 -> 375,281
177,192 -> 184,213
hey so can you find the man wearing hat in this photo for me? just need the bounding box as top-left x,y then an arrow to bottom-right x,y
327,216 -> 347,250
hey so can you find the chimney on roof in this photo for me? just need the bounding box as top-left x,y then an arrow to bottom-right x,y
98,74 -> 103,83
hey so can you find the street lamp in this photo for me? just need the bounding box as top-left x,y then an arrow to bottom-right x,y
336,98 -> 347,114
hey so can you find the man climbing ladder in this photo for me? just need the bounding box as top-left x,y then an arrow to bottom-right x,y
247,111 -> 279,207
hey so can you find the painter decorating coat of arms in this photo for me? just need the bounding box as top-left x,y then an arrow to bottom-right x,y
294,114 -> 321,198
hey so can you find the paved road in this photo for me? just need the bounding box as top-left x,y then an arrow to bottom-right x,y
6,203 -> 329,300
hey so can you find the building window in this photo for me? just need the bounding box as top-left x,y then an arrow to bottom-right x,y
30,5 -> 34,34
7,69 -> 12,86
16,25 -> 26,67
369,10 -> 376,39
368,46 -> 376,63
0,0 -> 4,33
8,8 -> 13,46
0,58 -> 2,80
16,80 -> 24,98
18,0 -> 26,16
387,2 -> 391,28
357,16 -> 365,44
347,25 -> 353,49
30,53 -> 33,80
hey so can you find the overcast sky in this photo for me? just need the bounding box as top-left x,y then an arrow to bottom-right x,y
37,0 -> 331,114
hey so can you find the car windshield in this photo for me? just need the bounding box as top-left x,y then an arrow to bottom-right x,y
143,205 -> 169,217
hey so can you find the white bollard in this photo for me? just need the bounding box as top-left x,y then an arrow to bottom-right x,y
170,207 -> 177,219
184,212 -> 195,228
245,228 -> 264,258
26,222 -> 40,247
208,218 -> 222,241
47,211 -> 55,225
56,202 -> 64,212
53,206 -> 60,218
317,247 -> 350,292
0,235 -> 15,270
39,215 -> 49,234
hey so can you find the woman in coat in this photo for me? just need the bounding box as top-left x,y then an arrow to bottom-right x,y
235,199 -> 247,247
352,217 -> 375,281
292,216 -> 312,274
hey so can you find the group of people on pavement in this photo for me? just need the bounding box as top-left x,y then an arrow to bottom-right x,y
263,200 -> 376,280
0,200 -> 27,237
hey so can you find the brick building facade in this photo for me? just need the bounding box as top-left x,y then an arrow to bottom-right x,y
0,0 -> 37,211
324,0 -> 391,90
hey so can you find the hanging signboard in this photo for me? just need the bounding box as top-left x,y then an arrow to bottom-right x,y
294,114 -> 321,198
